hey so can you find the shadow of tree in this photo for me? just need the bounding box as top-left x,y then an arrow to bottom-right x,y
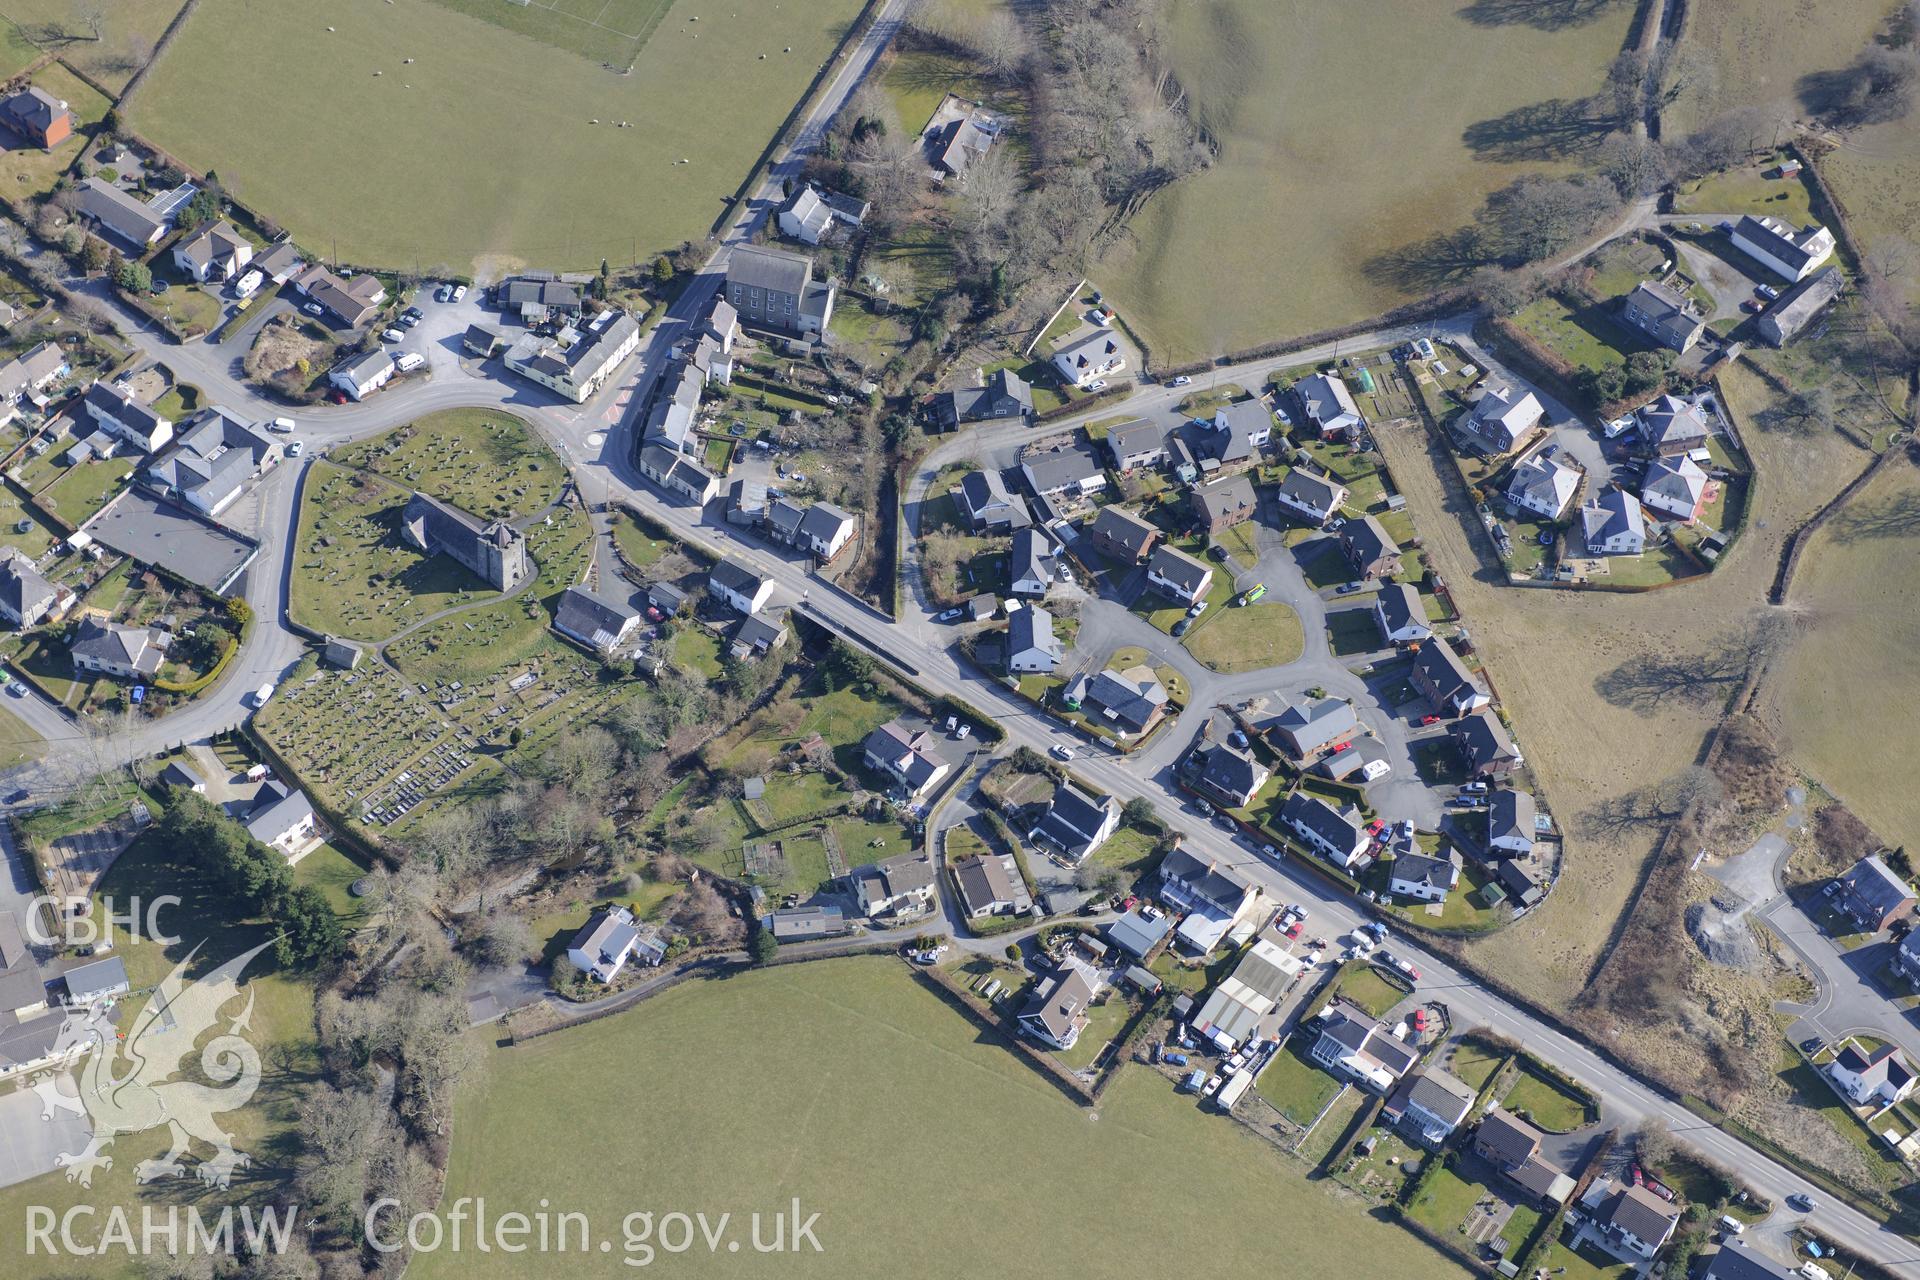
1592,619 -> 1781,715
1361,226 -> 1497,292
1831,488 -> 1920,544
1462,98 -> 1620,163
1456,0 -> 1626,29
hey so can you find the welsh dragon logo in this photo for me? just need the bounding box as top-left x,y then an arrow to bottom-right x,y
37,940 -> 270,1189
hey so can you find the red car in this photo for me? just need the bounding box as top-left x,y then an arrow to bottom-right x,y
1331,741 -> 1351,753
1420,714 -> 1440,726
1366,819 -> 1386,835
1284,921 -> 1303,939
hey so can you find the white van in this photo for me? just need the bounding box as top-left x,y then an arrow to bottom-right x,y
269,417 -> 295,434
394,352 -> 425,373
253,684 -> 275,708
1717,1215 -> 1745,1236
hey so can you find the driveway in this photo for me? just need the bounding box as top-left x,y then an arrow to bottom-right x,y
1762,894 -> 1920,1063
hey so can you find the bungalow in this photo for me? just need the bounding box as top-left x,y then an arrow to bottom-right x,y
766,906 -> 847,942
1641,454 -> 1709,523
958,468 -> 1028,532
1281,792 -> 1369,870
1295,372 -> 1363,439
0,85 -> 71,149
1372,582 -> 1432,646
952,849 -> 1031,918
85,381 -> 174,453
862,720 -> 950,799
1458,383 -> 1543,455
0,548 -> 58,628
68,618 -> 169,679
1105,418 -> 1169,472
1475,1108 -> 1576,1206
171,221 -> 253,284
1338,515 -> 1402,581
327,350 -> 396,402
1274,469 -> 1347,526
244,781 -> 317,856
1206,399 -> 1273,465
638,443 -> 720,503
253,242 -> 305,285
294,265 -> 387,328
81,177 -> 166,248
1729,214 -> 1835,283
1703,1243 -> 1801,1280
553,586 -> 641,655
1506,449 -> 1580,520
1195,742 -> 1270,809
1107,909 -> 1174,960
795,502 -> 858,561
1085,505 -> 1160,564
1192,938 -> 1301,1052
1385,1068 -> 1477,1145
1411,637 -> 1490,716
1158,846 -> 1261,954
1578,489 -> 1646,556
1009,527 -> 1055,597
1191,473 -> 1256,534
1266,697 -> 1359,760
1050,330 -> 1125,388
160,761 -> 206,793
776,182 -> 868,245
1452,710 -> 1522,779
1030,783 -> 1120,864
729,610 -> 789,661
1308,999 -> 1419,1093
1832,855 -> 1916,934
1020,444 -> 1108,499
1388,850 -> 1461,903
1017,957 -> 1101,1051
1082,663 -> 1168,738
1145,544 -> 1213,605
708,557 -> 775,615
61,955 -> 129,1005
1759,265 -> 1844,347
932,367 -> 1032,429
1488,789 -> 1537,856
851,851 -> 937,920
1828,1041 -> 1918,1107
1636,394 -> 1709,457
1621,280 -> 1705,353
567,905 -> 665,983
1581,1179 -> 1682,1262
1006,604 -> 1062,673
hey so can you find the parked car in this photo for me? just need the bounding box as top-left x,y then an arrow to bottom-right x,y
302,302 -> 325,316
1186,600 -> 1207,617
935,606 -> 963,623
1168,375 -> 1192,387
436,285 -> 452,302
452,285 -> 468,302
1419,714 -> 1440,726
268,417 -> 296,434
380,328 -> 405,343
1460,781 -> 1488,795
1172,618 -> 1191,636
1164,1051 -> 1189,1067
1207,544 -> 1229,560
1050,744 -> 1075,761
1227,730 -> 1249,749
1334,583 -> 1362,595
1756,283 -> 1780,301
1086,379 -> 1108,393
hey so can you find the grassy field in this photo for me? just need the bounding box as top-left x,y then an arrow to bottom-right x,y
132,0 -> 868,275
426,0 -> 673,68
1095,0 -> 1634,360
1368,363 -> 1872,1023
0,0 -> 190,92
1821,118 -> 1920,306
289,461 -> 494,641
1773,456 -> 1920,855
423,957 -> 1465,1279
1183,599 -> 1304,673
1660,0 -> 1896,137
335,408 -> 563,521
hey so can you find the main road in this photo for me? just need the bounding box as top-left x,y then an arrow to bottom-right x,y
4,2 -> 1914,1268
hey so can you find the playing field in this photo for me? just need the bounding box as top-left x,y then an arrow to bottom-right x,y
1773,456 -> 1920,855
130,0 -> 868,275
1093,0 -> 1634,361
422,958 -> 1463,1278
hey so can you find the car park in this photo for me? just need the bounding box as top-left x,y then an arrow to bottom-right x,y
452,285 -> 467,301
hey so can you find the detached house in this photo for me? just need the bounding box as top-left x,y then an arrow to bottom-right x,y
1008,527 -> 1055,597
1017,957 -> 1101,1051
958,469 -> 1028,533
1050,330 -> 1125,388
861,720 -> 951,799
1080,663 -> 1168,738
1145,544 -> 1212,605
1828,1041 -> 1917,1107
1085,505 -> 1160,565
1194,742 -> 1269,809
1006,604 -> 1062,673
1411,637 -> 1490,716
1729,214 -> 1835,283
81,177 -> 166,248
0,548 -> 57,628
1488,789 -> 1537,856
1453,710 -> 1522,779
1105,418 -> 1169,472
724,245 -> 835,338
1206,399 -> 1273,465
1506,448 -> 1580,520
776,183 -> 867,245
1640,454 -> 1709,523
1281,792 -> 1368,870
0,85 -> 71,149
1372,582 -> 1431,646
1158,847 -> 1261,954
294,265 -> 387,328
1385,1068 -> 1476,1145
1578,489 -> 1646,556
85,381 -> 173,453
1266,697 -> 1359,760
328,350 -> 396,402
567,905 -> 664,983
244,781 -> 317,857
1581,1179 -> 1682,1263
1636,394 -> 1709,457
68,618 -> 169,679
952,849 -> 1030,919
1275,469 -> 1347,526
1029,783 -> 1120,864
932,367 -> 1032,429
1338,515 -> 1401,581
1191,473 -> 1256,534
1832,855 -> 1916,934
171,221 -> 253,284
1458,383 -> 1543,455
1621,280 -> 1705,353
1020,444 -> 1107,499
1475,1108 -> 1575,1206
1308,999 -> 1419,1092
708,557 -> 775,616
1388,850 -> 1461,903
1295,372 -> 1362,439
553,586 -> 641,655
851,851 -> 936,920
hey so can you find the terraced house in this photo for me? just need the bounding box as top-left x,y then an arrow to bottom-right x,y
504,309 -> 641,403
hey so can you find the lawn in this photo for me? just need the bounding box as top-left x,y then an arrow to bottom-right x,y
336,408 -> 563,521
421,957 -> 1468,1279
1540,1236 -> 1634,1280
0,695 -> 40,767
1672,154 -> 1816,224
0,483 -> 63,558
290,839 -> 374,924
34,456 -> 132,524
1411,740 -> 1470,788
1403,1163 -> 1488,1238
1096,0 -> 1634,359
1326,607 -> 1383,656
289,461 -> 496,642
1502,1062 -> 1596,1133
1183,599 -> 1304,673
1055,990 -> 1132,1071
1330,962 -> 1408,1019
0,822 -> 324,1279
1090,824 -> 1163,878
670,625 -> 724,679
1509,293 -> 1649,375
133,0 -> 869,275
1446,1036 -> 1508,1094
1256,1039 -> 1342,1126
